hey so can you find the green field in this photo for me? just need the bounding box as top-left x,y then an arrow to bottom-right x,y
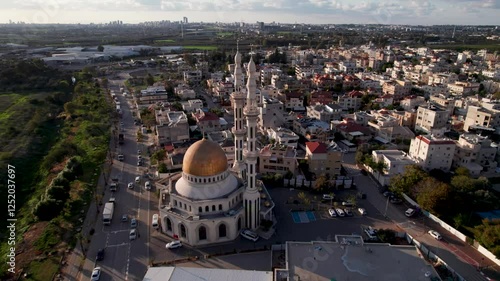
182,45 -> 218,51
217,32 -> 233,37
155,39 -> 176,43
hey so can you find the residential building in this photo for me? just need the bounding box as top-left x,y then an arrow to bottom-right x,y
382,79 -> 412,100
454,134 -> 498,177
155,110 -> 190,145
429,95 -> 456,117
400,95 -> 426,111
390,110 -> 417,129
292,117 -> 330,140
332,119 -> 372,143
305,141 -> 342,177
183,70 -> 202,83
280,91 -> 305,111
371,150 -> 416,186
415,104 -> 449,137
175,84 -> 196,100
409,135 -> 456,172
181,99 -> 203,112
213,81 -> 234,97
260,65 -> 282,86
192,109 -> 222,133
463,104 -> 500,133
266,127 -> 299,148
143,267 -> 273,281
447,81 -> 480,95
259,97 -> 287,130
368,113 -> 415,143
309,90 -> 335,105
337,90 -> 363,111
307,103 -> 343,122
259,144 -> 297,175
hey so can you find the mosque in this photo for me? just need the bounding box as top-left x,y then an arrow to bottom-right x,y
158,51 -> 275,246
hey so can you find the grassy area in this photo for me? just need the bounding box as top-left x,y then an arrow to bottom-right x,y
216,32 -> 233,37
182,45 -> 218,51
25,257 -> 60,281
154,39 -> 175,43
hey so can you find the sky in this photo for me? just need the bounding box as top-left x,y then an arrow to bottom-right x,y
1,0 -> 499,25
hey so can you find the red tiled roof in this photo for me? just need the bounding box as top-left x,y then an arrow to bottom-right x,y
306,142 -> 327,154
193,111 -> 219,121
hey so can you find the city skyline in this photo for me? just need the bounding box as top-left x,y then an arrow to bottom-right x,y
1,0 -> 499,25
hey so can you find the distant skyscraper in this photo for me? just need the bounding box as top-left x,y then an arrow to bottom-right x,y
183,17 -> 188,24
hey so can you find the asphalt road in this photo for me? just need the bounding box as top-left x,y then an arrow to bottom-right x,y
80,78 -> 155,281
341,153 -> 491,281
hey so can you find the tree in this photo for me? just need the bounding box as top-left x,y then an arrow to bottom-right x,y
416,178 -> 451,216
144,74 -> 154,86
97,45 -> 104,52
314,174 -> 329,190
377,229 -> 396,243
389,165 -> 428,195
473,219 -> 500,258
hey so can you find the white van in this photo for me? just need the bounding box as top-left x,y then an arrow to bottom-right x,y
152,214 -> 159,229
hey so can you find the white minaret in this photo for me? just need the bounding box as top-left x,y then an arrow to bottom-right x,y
231,47 -> 247,179
243,56 -> 260,230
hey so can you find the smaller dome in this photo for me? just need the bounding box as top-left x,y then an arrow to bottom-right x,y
183,139 -> 228,177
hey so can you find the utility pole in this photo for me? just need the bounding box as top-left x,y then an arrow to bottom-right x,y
384,196 -> 389,218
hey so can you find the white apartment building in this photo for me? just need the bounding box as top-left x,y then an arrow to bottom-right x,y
259,97 -> 288,130
183,70 -> 202,83
266,127 -> 300,148
454,134 -> 498,177
371,150 -> 416,186
400,96 -> 426,111
447,81 -> 480,95
463,104 -> 500,133
482,70 -> 500,79
415,104 -> 449,137
181,99 -> 204,112
155,110 -> 190,145
409,135 -> 456,172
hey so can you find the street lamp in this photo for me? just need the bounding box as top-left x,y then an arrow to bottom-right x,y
384,196 -> 389,218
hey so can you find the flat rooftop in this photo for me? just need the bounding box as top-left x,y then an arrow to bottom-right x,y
287,240 -> 436,281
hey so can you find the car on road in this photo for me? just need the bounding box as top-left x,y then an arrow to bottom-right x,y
120,122 -> 124,126
96,249 -> 105,261
428,230 -> 442,240
152,214 -> 159,229
389,197 -> 403,204
358,208 -> 367,216
166,241 -> 182,249
137,149 -> 141,154
240,229 -> 259,242
364,227 -> 378,241
328,208 -> 337,217
322,194 -> 334,200
127,182 -> 134,189
137,160 -> 142,166
121,214 -> 128,222
383,191 -> 394,197
138,155 -> 142,160
336,208 -> 345,217
129,229 -> 137,240
91,267 -> 101,281
405,208 -> 416,217
135,176 -> 140,183
344,208 -> 353,216
145,181 -> 151,190
130,218 -> 137,228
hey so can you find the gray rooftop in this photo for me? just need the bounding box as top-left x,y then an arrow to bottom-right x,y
287,241 -> 436,281
143,266 -> 273,281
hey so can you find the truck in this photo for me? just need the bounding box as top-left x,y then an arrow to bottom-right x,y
118,133 -> 124,145
103,202 -> 114,225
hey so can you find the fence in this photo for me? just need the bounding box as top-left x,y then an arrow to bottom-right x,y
406,232 -> 466,281
283,177 -> 353,189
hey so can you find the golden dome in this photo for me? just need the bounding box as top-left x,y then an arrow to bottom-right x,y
182,139 -> 228,177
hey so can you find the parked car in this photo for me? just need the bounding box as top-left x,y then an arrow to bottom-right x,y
121,214 -> 129,222
322,194 -> 334,200
328,208 -> 337,217
389,197 -> 403,204
342,201 -> 354,207
383,191 -> 394,197
129,229 -> 137,240
145,181 -> 151,190
240,229 -> 259,242
364,227 -> 378,241
336,208 -> 345,217
135,176 -> 141,183
344,208 -> 353,216
358,208 -> 367,216
96,249 -> 105,261
166,241 -> 183,249
130,218 -> 137,228
152,214 -> 159,229
428,230 -> 442,240
91,267 -> 101,281
127,182 -> 134,189
405,208 -> 416,217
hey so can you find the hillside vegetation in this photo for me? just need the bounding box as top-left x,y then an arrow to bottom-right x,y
0,61 -> 112,280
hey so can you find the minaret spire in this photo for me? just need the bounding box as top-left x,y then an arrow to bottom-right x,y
243,54 -> 260,231
231,41 -> 247,179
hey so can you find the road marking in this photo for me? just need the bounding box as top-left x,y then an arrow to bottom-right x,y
106,242 -> 130,248
125,243 -> 131,280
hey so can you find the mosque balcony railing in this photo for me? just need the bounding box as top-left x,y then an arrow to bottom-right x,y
243,106 -> 259,116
